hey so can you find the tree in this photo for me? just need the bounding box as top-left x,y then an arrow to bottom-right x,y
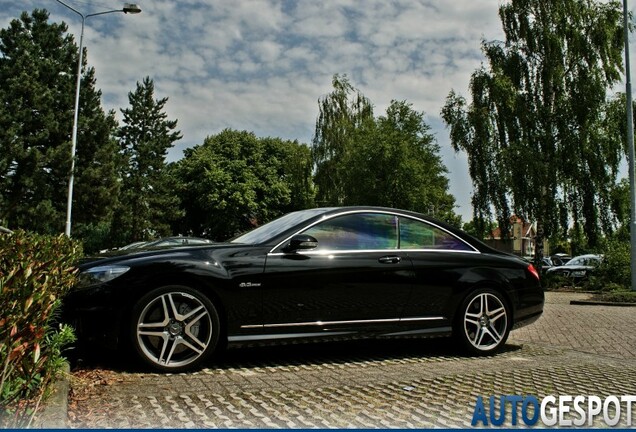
69,67 -> 121,251
173,129 -> 314,240
610,177 -> 631,241
261,136 -> 315,213
345,100 -> 458,222
312,74 -> 373,206
114,77 -> 182,244
442,0 -> 625,255
313,76 -> 460,225
0,9 -> 119,237
463,218 -> 497,240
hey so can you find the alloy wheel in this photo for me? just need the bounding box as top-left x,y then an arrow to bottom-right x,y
462,291 -> 508,351
134,289 -> 216,370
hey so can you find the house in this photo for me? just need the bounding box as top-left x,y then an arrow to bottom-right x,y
484,216 -> 543,257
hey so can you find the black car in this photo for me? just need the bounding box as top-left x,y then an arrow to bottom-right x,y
64,207 -> 544,372
545,254 -> 601,280
550,253 -> 572,267
120,236 -> 214,250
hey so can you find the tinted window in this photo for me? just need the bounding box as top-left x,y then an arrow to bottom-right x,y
569,256 -> 600,266
302,213 -> 398,250
399,217 -> 472,251
568,257 -> 581,266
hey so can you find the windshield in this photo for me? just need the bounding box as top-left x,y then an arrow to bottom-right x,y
231,208 -> 334,245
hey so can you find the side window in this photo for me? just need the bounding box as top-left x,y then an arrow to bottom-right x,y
399,217 -> 472,251
302,213 -> 398,251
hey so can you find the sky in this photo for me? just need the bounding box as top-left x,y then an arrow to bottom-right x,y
0,0 -> 633,221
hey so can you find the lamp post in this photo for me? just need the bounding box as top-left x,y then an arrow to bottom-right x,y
56,1 -> 141,237
623,0 -> 636,291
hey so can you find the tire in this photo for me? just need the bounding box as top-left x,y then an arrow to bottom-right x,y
454,288 -> 510,355
130,285 -> 220,372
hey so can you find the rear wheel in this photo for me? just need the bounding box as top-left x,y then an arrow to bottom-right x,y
130,285 -> 220,372
455,288 -> 510,355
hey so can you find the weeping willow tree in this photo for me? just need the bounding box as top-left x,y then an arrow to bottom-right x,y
442,0 -> 626,255
312,74 -> 374,206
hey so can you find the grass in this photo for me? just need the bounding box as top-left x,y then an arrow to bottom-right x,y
589,290 -> 636,304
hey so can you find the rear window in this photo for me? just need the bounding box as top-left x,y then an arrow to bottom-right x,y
399,217 -> 472,251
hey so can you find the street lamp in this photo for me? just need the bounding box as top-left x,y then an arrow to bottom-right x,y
55,0 -> 141,237
623,0 -> 636,291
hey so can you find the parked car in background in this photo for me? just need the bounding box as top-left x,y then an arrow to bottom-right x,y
545,254 -> 601,280
117,240 -> 148,251
100,237 -> 214,255
138,236 -> 214,248
539,257 -> 554,274
119,237 -> 214,250
550,253 -> 572,266
64,206 -> 544,372
521,256 -> 554,275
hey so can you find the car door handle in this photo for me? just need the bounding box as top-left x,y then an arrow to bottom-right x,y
378,255 -> 401,264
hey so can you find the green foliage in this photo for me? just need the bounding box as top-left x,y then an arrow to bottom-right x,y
589,240 -> 630,290
71,67 -> 121,243
72,221 -> 113,255
541,273 -> 574,291
609,177 -> 630,241
591,290 -> 636,302
313,76 -> 460,223
549,239 -> 572,256
313,74 -> 374,206
173,129 -> 315,240
0,10 -> 120,238
463,219 -> 496,240
0,231 -> 80,427
113,77 -> 183,244
441,0 -> 625,249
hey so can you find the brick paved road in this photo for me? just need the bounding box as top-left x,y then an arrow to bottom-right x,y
62,292 -> 636,428
510,292 -> 636,359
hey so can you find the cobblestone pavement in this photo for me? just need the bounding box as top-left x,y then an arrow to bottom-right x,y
65,292 -> 636,428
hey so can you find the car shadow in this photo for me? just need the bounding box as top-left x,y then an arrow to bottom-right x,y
67,337 -> 523,374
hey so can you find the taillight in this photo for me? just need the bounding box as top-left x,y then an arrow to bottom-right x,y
527,264 -> 540,281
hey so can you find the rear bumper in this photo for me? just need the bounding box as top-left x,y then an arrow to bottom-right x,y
512,308 -> 543,330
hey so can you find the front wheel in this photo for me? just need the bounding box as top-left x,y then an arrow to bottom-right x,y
455,288 -> 510,355
130,285 -> 220,372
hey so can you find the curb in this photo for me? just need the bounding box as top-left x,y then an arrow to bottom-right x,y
33,361 -> 69,428
570,300 -> 636,307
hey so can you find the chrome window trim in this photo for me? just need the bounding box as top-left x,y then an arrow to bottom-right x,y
241,316 -> 445,330
267,248 -> 479,257
268,209 -> 478,254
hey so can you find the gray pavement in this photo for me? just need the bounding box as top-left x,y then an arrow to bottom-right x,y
51,292 -> 636,428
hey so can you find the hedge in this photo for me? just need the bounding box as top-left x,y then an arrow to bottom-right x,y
0,230 -> 81,427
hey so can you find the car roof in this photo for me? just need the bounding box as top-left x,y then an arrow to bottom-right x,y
273,206 -> 500,255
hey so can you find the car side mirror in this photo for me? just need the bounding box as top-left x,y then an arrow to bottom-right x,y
284,235 -> 318,253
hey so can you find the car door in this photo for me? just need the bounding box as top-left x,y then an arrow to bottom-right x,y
260,212 -> 415,330
397,216 -> 478,323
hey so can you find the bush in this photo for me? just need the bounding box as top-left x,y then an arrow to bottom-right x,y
591,290 -> 636,303
0,231 -> 81,427
589,240 -> 630,291
542,272 -> 573,290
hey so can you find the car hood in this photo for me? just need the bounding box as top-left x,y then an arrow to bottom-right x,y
78,242 -> 249,268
